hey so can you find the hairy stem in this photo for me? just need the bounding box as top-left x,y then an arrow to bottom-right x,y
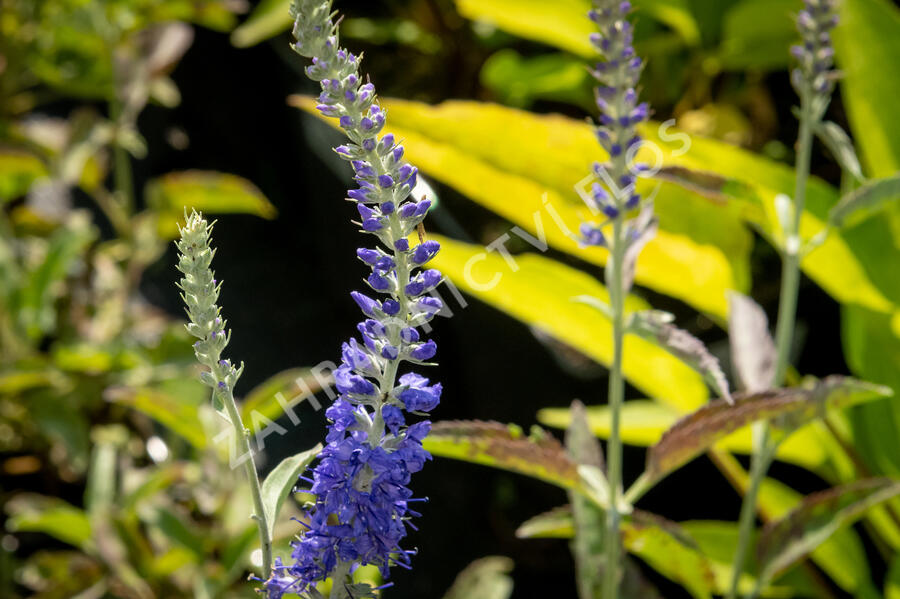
726,92 -> 814,599
328,561 -> 354,599
219,385 -> 272,579
603,215 -> 626,599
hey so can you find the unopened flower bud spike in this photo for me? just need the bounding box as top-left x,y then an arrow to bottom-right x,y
175,209 -> 273,586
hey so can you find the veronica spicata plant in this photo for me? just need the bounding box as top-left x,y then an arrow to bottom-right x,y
265,1 -> 444,597
726,2 -> 839,597
578,2 -> 654,597
176,210 -> 274,578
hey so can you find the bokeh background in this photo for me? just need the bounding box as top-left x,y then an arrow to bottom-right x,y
2,0 -> 899,597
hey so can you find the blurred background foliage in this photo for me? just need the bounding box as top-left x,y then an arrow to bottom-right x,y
1,0 -> 899,597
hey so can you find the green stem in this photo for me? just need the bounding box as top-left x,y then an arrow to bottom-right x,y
727,427 -> 774,599
329,561 -> 353,599
603,215 -> 626,599
219,385 -> 272,578
623,471 -> 652,506
726,92 -> 815,599
109,95 -> 134,215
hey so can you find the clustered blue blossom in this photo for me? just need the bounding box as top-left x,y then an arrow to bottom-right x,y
790,0 -> 838,97
267,1 -> 443,597
580,0 -> 650,247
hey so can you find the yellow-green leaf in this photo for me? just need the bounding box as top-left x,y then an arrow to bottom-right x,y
6,494 -> 92,549
834,0 -> 900,177
424,420 -> 582,493
888,554 -> 900,599
0,149 -> 47,202
431,234 -> 709,410
106,386 -> 207,450
622,511 -> 715,599
146,170 -> 276,238
292,95 -> 752,320
455,0 -> 700,54
456,0 -> 594,57
681,520 -> 820,598
240,367 -> 332,433
231,0 -> 292,47
516,505 -> 716,599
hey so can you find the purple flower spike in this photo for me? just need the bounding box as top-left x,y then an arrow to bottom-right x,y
281,0 -> 446,595
792,0 -> 838,97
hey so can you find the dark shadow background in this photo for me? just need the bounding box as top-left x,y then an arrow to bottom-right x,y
131,2 -> 860,596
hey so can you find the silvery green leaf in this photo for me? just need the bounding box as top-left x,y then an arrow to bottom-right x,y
629,311 -> 732,403
829,174 -> 900,228
210,386 -> 230,423
260,445 -> 322,538
727,291 -> 776,392
815,120 -> 864,182
566,400 -> 605,471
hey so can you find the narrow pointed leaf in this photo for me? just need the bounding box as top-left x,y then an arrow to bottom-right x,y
829,174 -> 900,228
261,445 -> 322,538
538,401 -> 839,473
728,291 -> 776,392
6,494 -> 92,549
566,400 -> 606,599
516,505 -> 576,539
646,377 -> 891,482
566,400 -> 605,471
682,520 -> 821,598
146,170 -> 276,238
442,556 -> 514,599
106,386 -> 208,449
757,478 -> 900,587
711,449 -> 874,593
231,0 -> 292,47
813,120 -> 865,182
